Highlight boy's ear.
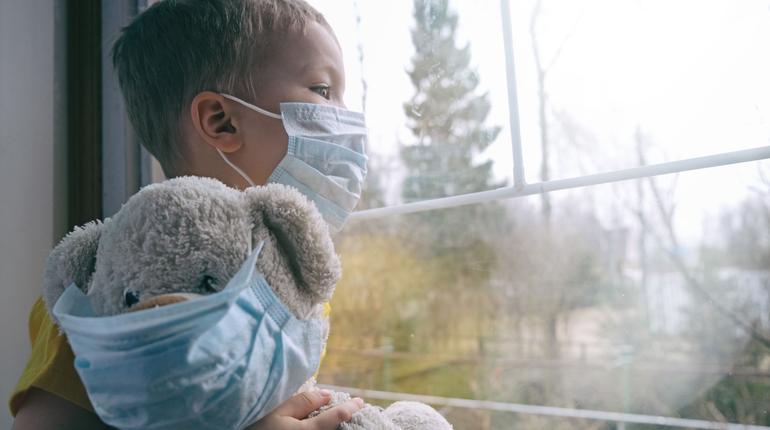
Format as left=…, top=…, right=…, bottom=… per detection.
left=42, top=221, right=105, bottom=320
left=190, top=91, right=242, bottom=153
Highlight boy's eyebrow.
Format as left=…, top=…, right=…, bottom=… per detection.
left=300, top=63, right=343, bottom=79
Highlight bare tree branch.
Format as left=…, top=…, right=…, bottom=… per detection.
left=529, top=0, right=551, bottom=221
left=529, top=0, right=584, bottom=222
left=352, top=0, right=368, bottom=114
left=544, top=7, right=583, bottom=72
left=706, top=401, right=728, bottom=423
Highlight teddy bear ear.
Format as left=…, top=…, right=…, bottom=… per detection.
left=42, top=220, right=105, bottom=319
left=244, top=184, right=341, bottom=304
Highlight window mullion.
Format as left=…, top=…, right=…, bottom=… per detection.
left=500, top=0, right=526, bottom=189
left=350, top=145, right=770, bottom=221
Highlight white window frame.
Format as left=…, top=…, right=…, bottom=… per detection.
left=350, top=0, right=770, bottom=222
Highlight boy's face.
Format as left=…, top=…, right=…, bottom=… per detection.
left=210, top=21, right=347, bottom=188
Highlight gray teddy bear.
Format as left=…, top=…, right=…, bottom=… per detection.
left=42, top=176, right=452, bottom=430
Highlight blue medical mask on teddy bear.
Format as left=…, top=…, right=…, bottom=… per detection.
left=216, top=94, right=368, bottom=232
left=53, top=242, right=324, bottom=430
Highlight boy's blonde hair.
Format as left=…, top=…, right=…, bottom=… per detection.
left=112, top=0, right=329, bottom=176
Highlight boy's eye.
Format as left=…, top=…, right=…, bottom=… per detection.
left=124, top=290, right=140, bottom=308
left=202, top=275, right=219, bottom=293
left=310, top=85, right=330, bottom=99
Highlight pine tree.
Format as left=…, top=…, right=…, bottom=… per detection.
left=397, top=0, right=505, bottom=379
left=401, top=0, right=503, bottom=204
left=400, top=0, right=504, bottom=252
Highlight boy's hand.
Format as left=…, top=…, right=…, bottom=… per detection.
left=247, top=390, right=364, bottom=430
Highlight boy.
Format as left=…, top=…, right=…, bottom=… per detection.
left=10, top=0, right=365, bottom=428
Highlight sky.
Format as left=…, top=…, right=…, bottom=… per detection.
left=311, top=0, right=770, bottom=244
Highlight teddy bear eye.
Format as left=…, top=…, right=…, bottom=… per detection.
left=124, top=290, right=140, bottom=307
left=202, top=275, right=219, bottom=293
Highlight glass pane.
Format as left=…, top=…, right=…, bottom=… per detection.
left=319, top=159, right=770, bottom=429
left=506, top=0, right=770, bottom=182
left=313, top=0, right=513, bottom=209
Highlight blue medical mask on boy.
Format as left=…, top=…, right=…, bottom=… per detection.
left=216, top=94, right=368, bottom=232
left=53, top=242, right=324, bottom=430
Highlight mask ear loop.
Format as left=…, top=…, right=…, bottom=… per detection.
left=216, top=149, right=257, bottom=188
left=216, top=94, right=282, bottom=189
left=221, top=93, right=283, bottom=120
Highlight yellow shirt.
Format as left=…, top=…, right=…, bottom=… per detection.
left=9, top=296, right=330, bottom=417
left=9, top=297, right=93, bottom=416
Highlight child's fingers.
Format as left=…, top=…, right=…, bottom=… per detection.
left=272, top=390, right=333, bottom=419
left=301, top=397, right=365, bottom=430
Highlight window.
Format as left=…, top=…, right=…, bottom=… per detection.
left=310, top=1, right=770, bottom=428
left=133, top=0, right=770, bottom=427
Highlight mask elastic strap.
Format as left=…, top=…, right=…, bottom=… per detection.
left=216, top=149, right=257, bottom=188
left=221, top=94, right=283, bottom=120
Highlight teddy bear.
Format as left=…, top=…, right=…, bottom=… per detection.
left=42, top=176, right=453, bottom=430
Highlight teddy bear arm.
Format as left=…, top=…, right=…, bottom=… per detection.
left=306, top=388, right=401, bottom=430
left=383, top=401, right=453, bottom=430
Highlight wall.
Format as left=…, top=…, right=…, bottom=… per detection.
left=0, top=0, right=66, bottom=427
